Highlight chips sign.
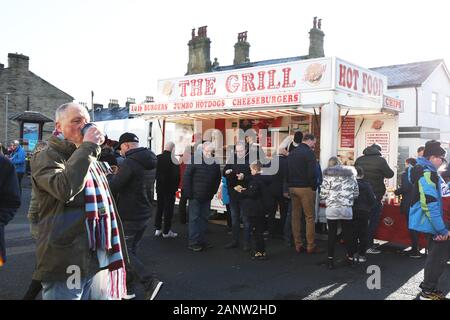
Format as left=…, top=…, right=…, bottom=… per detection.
left=382, top=95, right=404, bottom=113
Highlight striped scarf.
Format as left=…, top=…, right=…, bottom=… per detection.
left=85, top=161, right=126, bottom=299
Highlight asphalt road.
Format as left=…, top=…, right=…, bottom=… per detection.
left=1, top=177, right=449, bottom=300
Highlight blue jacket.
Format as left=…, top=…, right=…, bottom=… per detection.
left=10, top=145, right=26, bottom=173
left=409, top=157, right=447, bottom=236
left=221, top=176, right=230, bottom=205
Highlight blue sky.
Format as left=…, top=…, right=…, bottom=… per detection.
left=1, top=0, right=449, bottom=106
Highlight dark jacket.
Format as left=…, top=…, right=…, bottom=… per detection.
left=156, top=150, right=180, bottom=195
left=0, top=155, right=21, bottom=265
left=353, top=178, right=377, bottom=214
left=354, top=145, right=394, bottom=200
left=287, top=143, right=317, bottom=189
left=108, top=147, right=157, bottom=224
left=30, top=136, right=129, bottom=281
left=182, top=154, right=221, bottom=202
left=267, top=154, right=288, bottom=198
left=223, top=154, right=251, bottom=201
left=394, top=167, right=414, bottom=215
left=240, top=174, right=271, bottom=217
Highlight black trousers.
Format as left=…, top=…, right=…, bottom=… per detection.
left=179, top=193, right=188, bottom=224
left=327, top=219, right=354, bottom=259
left=155, top=193, right=176, bottom=234
left=124, top=224, right=153, bottom=292
left=17, top=172, right=24, bottom=194
left=267, top=196, right=289, bottom=237
left=405, top=212, right=419, bottom=251
left=248, top=215, right=266, bottom=253
left=421, top=234, right=450, bottom=292
left=352, top=210, right=369, bottom=256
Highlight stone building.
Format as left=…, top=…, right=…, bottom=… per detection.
left=0, top=53, right=73, bottom=147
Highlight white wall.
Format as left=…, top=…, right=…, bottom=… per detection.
left=388, top=87, right=417, bottom=127
left=420, top=65, right=450, bottom=142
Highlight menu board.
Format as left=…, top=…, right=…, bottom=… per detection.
left=340, top=117, right=355, bottom=148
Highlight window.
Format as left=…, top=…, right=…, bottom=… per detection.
left=446, top=96, right=450, bottom=116
left=431, top=92, right=438, bottom=113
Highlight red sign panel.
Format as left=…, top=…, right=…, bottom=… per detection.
left=340, top=117, right=355, bottom=148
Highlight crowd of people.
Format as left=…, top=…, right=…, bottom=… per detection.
left=0, top=102, right=449, bottom=300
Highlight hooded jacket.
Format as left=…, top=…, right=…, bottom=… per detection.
left=183, top=153, right=221, bottom=202
left=354, top=145, right=394, bottom=200
left=320, top=165, right=359, bottom=219
left=30, top=136, right=129, bottom=281
left=408, top=157, right=447, bottom=236
left=108, top=147, right=157, bottom=224
left=10, top=144, right=26, bottom=174
left=156, top=150, right=180, bottom=195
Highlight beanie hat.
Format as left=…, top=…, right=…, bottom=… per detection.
left=371, top=143, right=382, bottom=152
left=423, top=140, right=446, bottom=158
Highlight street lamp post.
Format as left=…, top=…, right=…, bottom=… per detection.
left=4, top=93, right=10, bottom=144
left=91, top=90, right=95, bottom=122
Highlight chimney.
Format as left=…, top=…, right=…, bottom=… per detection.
left=186, top=26, right=212, bottom=75
left=234, top=31, right=250, bottom=65
left=0, top=63, right=4, bottom=71
left=8, top=53, right=29, bottom=71
left=308, top=17, right=325, bottom=58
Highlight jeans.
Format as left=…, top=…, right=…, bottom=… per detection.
left=229, top=199, right=251, bottom=245
left=179, top=194, right=188, bottom=224
left=421, top=234, right=450, bottom=292
left=155, top=193, right=176, bottom=234
left=188, top=199, right=211, bottom=246
left=368, top=200, right=383, bottom=248
left=42, top=275, right=97, bottom=300
left=123, top=224, right=153, bottom=292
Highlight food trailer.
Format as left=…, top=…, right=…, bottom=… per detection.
left=130, top=56, right=404, bottom=217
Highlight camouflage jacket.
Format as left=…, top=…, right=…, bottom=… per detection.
left=320, top=165, right=359, bottom=209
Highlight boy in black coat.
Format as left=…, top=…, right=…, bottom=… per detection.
left=352, top=166, right=376, bottom=262
left=235, top=161, right=269, bottom=260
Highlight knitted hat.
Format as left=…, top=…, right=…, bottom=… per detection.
left=423, top=140, right=446, bottom=158
left=371, top=143, right=382, bottom=152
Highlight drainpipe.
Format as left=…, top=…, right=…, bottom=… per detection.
left=415, top=86, right=419, bottom=127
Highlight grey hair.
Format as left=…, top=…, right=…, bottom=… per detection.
left=202, top=141, right=214, bottom=151
left=55, top=103, right=88, bottom=121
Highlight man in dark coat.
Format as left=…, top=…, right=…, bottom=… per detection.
left=183, top=142, right=221, bottom=252
left=108, top=132, right=162, bottom=300
left=155, top=142, right=180, bottom=238
left=0, top=154, right=21, bottom=266
left=354, top=143, right=394, bottom=254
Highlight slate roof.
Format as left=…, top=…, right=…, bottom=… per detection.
left=91, top=107, right=131, bottom=121
left=9, top=111, right=53, bottom=122
left=213, top=55, right=309, bottom=72
left=370, top=59, right=444, bottom=88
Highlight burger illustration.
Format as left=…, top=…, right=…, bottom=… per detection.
left=371, top=119, right=384, bottom=130
left=304, top=63, right=327, bottom=86
left=161, top=81, right=174, bottom=96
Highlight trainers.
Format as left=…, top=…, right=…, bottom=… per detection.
left=144, top=279, right=164, bottom=300
left=188, top=244, right=203, bottom=252
left=154, top=229, right=162, bottom=237
left=224, top=242, right=238, bottom=249
left=162, top=230, right=178, bottom=238
left=419, top=290, right=448, bottom=300
left=408, top=250, right=423, bottom=259
left=122, top=292, right=136, bottom=300
left=252, top=251, right=267, bottom=260
left=366, top=247, right=381, bottom=254
left=295, top=244, right=306, bottom=253
left=358, top=255, right=367, bottom=263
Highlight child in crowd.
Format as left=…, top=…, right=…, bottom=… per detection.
left=235, top=161, right=269, bottom=260
left=352, top=166, right=376, bottom=263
